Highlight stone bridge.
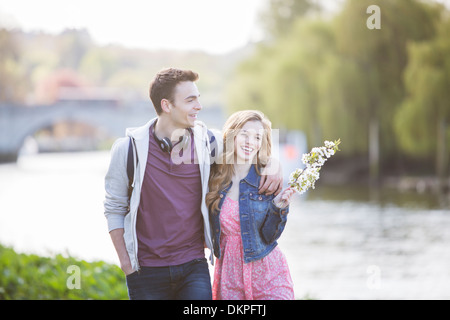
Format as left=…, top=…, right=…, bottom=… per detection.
left=0, top=102, right=225, bottom=162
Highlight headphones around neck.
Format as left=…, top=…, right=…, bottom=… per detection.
left=152, top=121, right=191, bottom=153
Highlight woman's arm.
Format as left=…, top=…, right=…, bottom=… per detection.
left=260, top=187, right=295, bottom=244
left=260, top=202, right=289, bottom=245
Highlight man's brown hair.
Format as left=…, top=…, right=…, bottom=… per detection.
left=149, top=68, right=199, bottom=115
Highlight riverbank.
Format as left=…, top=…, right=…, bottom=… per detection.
left=319, top=156, right=450, bottom=208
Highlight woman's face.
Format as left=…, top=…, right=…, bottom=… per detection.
left=234, top=120, right=264, bottom=164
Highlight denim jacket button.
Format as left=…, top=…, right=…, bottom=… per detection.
left=258, top=196, right=263, bottom=200
left=219, top=194, right=223, bottom=198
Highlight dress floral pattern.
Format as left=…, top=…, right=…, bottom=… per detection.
left=212, top=197, right=294, bottom=300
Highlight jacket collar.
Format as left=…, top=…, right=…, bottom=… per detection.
left=126, top=117, right=157, bottom=140
left=126, top=117, right=208, bottom=143
left=220, top=164, right=261, bottom=196
left=243, top=164, right=260, bottom=188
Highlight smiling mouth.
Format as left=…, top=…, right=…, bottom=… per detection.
left=189, top=114, right=198, bottom=119
left=241, top=146, right=254, bottom=153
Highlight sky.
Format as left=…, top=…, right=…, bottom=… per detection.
left=0, top=0, right=266, bottom=54
left=1, top=0, right=449, bottom=55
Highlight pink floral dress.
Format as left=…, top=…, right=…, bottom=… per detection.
left=212, top=197, right=294, bottom=300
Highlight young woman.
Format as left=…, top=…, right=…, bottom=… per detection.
left=206, top=110, right=296, bottom=300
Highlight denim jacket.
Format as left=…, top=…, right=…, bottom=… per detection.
left=210, top=164, right=289, bottom=263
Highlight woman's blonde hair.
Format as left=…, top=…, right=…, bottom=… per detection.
left=206, top=110, right=272, bottom=213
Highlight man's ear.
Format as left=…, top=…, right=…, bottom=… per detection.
left=161, top=99, right=172, bottom=113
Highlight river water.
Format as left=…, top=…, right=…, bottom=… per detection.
left=0, top=151, right=449, bottom=300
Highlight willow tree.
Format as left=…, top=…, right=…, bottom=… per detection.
left=259, top=0, right=319, bottom=39
left=228, top=19, right=337, bottom=149
left=333, top=0, right=441, bottom=183
left=0, top=29, right=27, bottom=103
left=395, top=19, right=450, bottom=185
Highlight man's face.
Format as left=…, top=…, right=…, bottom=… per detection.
left=169, top=81, right=202, bottom=128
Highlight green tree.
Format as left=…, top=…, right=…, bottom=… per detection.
left=0, top=29, right=27, bottom=103
left=268, top=20, right=336, bottom=147
left=229, top=17, right=369, bottom=153
left=58, top=28, right=92, bottom=70
left=259, top=0, right=319, bottom=38
left=316, top=53, right=373, bottom=156
left=395, top=19, right=450, bottom=183
left=333, top=0, right=441, bottom=183
left=227, top=46, right=271, bottom=114
left=229, top=0, right=446, bottom=183
left=79, top=47, right=119, bottom=84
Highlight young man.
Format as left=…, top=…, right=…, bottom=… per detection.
left=103, top=68, right=282, bottom=300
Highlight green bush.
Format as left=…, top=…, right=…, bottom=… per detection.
left=0, top=244, right=128, bottom=299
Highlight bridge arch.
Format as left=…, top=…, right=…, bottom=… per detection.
left=0, top=102, right=224, bottom=162
left=17, top=110, right=114, bottom=154
left=0, top=103, right=155, bottom=162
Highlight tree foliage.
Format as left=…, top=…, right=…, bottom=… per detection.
left=228, top=0, right=449, bottom=177
left=258, top=0, right=319, bottom=38
left=394, top=18, right=450, bottom=176
left=0, top=28, right=240, bottom=107
left=0, top=29, right=27, bottom=103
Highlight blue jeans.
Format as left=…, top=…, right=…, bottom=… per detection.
left=126, top=258, right=212, bottom=300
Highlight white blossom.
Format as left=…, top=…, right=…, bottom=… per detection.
left=288, top=139, right=341, bottom=194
